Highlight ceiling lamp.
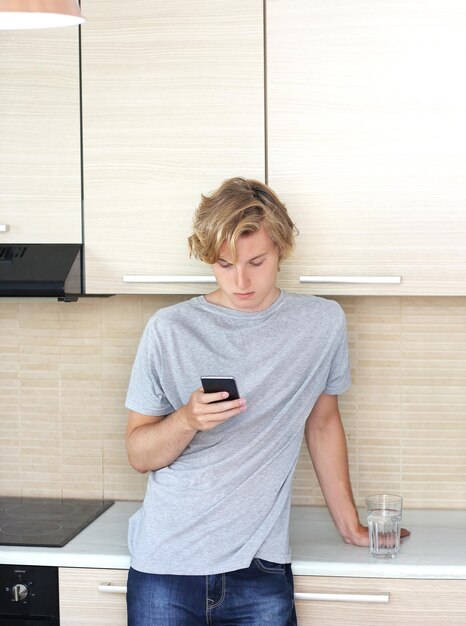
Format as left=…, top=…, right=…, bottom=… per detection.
left=0, top=0, right=85, bottom=29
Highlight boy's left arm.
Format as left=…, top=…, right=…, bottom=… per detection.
left=305, top=393, right=369, bottom=546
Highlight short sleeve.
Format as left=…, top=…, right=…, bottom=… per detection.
left=125, top=317, right=174, bottom=416
left=323, top=308, right=351, bottom=395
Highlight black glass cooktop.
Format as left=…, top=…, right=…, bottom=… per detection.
left=0, top=497, right=114, bottom=547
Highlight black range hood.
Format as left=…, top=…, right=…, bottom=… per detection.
left=0, top=244, right=83, bottom=300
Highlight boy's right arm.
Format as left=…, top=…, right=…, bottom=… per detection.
left=126, top=388, right=246, bottom=473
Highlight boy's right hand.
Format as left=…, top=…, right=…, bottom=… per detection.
left=178, top=387, right=247, bottom=432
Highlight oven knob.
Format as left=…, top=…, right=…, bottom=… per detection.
left=11, top=583, right=28, bottom=602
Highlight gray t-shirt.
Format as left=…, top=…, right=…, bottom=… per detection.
left=125, top=290, right=350, bottom=575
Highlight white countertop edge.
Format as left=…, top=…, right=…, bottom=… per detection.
left=291, top=560, right=466, bottom=580
left=4, top=552, right=466, bottom=580
left=0, top=551, right=132, bottom=570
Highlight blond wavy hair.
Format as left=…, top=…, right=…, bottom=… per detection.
left=188, top=178, right=298, bottom=264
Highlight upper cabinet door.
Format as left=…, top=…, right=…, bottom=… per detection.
left=268, top=0, right=466, bottom=295
left=0, top=29, right=81, bottom=244
left=82, top=0, right=265, bottom=294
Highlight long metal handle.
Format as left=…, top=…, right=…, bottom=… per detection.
left=123, top=275, right=216, bottom=284
left=96, top=585, right=389, bottom=603
left=95, top=584, right=389, bottom=603
left=299, top=276, right=401, bottom=284
left=98, top=583, right=127, bottom=594
left=0, top=224, right=9, bottom=232
left=294, top=592, right=390, bottom=603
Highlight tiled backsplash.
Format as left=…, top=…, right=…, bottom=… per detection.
left=1, top=295, right=466, bottom=508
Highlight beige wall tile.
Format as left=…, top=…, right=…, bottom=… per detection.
left=2, top=295, right=466, bottom=508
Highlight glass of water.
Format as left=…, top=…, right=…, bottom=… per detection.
left=365, top=494, right=403, bottom=559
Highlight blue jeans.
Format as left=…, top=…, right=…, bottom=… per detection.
left=127, top=559, right=297, bottom=625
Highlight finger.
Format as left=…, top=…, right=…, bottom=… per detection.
left=202, top=395, right=247, bottom=412
left=198, top=404, right=247, bottom=429
left=201, top=390, right=231, bottom=404
left=206, top=400, right=246, bottom=420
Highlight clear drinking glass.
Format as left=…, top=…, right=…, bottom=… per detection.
left=365, top=494, right=403, bottom=559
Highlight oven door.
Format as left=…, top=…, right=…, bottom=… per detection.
left=0, top=565, right=59, bottom=626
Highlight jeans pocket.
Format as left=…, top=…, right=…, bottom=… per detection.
left=253, top=558, right=286, bottom=574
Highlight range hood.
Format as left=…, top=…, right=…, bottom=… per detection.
left=0, top=244, right=82, bottom=300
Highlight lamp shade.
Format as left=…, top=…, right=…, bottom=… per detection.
left=0, top=0, right=85, bottom=29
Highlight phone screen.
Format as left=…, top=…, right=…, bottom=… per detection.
left=200, top=376, right=240, bottom=401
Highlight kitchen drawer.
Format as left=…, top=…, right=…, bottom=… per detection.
left=59, top=567, right=127, bottom=626
left=294, top=575, right=466, bottom=625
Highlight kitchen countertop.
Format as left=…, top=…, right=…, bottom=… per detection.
left=1, top=502, right=466, bottom=579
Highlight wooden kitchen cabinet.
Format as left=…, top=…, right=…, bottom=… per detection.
left=0, top=28, right=82, bottom=243
left=59, top=567, right=127, bottom=625
left=294, top=575, right=466, bottom=625
left=81, top=0, right=264, bottom=294
left=268, top=0, right=466, bottom=295
left=58, top=568, right=466, bottom=625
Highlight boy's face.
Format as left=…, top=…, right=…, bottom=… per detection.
left=210, top=224, right=280, bottom=312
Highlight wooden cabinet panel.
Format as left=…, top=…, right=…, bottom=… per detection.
left=59, top=567, right=466, bottom=625
left=59, top=567, right=127, bottom=626
left=82, top=0, right=264, bottom=294
left=0, top=29, right=81, bottom=243
left=294, top=576, right=466, bottom=625
left=268, top=0, right=466, bottom=295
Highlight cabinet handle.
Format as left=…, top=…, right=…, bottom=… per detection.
left=0, top=224, right=9, bottom=233
left=299, top=276, right=401, bottom=284
left=98, top=583, right=127, bottom=594
left=95, top=585, right=389, bottom=603
left=294, top=592, right=389, bottom=604
left=123, top=275, right=216, bottom=284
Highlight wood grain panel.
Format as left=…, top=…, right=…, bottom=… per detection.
left=0, top=28, right=81, bottom=243
left=82, top=0, right=265, bottom=294
left=59, top=568, right=127, bottom=626
left=268, top=0, right=466, bottom=295
left=294, top=576, right=466, bottom=625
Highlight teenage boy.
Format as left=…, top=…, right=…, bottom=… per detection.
left=125, top=177, right=369, bottom=625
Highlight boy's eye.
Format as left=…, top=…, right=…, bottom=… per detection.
left=218, top=261, right=232, bottom=268
left=250, top=261, right=264, bottom=267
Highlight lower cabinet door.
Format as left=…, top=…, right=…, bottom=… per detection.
left=59, top=568, right=128, bottom=626
left=294, top=576, right=466, bottom=626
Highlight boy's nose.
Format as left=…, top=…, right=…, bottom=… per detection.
left=236, top=267, right=250, bottom=290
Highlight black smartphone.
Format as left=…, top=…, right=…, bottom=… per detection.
left=200, top=376, right=240, bottom=402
